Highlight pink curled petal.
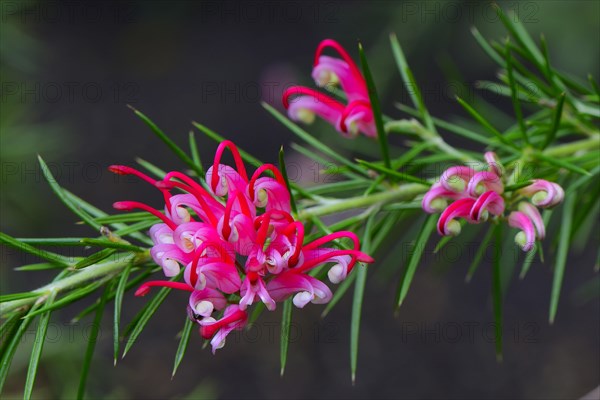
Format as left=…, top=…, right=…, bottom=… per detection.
left=286, top=95, right=345, bottom=128
left=199, top=305, right=247, bottom=353
left=196, top=260, right=241, bottom=294
left=312, top=55, right=369, bottom=101
left=238, top=278, right=254, bottom=310
left=484, top=152, right=503, bottom=177
left=255, top=278, right=277, bottom=311
left=266, top=273, right=333, bottom=308
left=470, top=191, right=505, bottom=222
left=437, top=198, right=476, bottom=236
left=519, top=179, right=563, bottom=208
left=341, top=102, right=376, bottom=138
left=518, top=202, right=546, bottom=240
left=168, top=193, right=225, bottom=225
left=205, top=165, right=247, bottom=198
left=440, top=166, right=476, bottom=193
left=467, top=171, right=504, bottom=197
left=252, top=177, right=291, bottom=214
left=150, top=244, right=191, bottom=277
left=422, top=183, right=463, bottom=213
left=188, top=288, right=227, bottom=318
left=149, top=223, right=174, bottom=245
left=508, top=211, right=536, bottom=252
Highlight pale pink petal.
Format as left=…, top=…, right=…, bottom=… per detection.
left=466, top=171, right=504, bottom=197
left=469, top=191, right=505, bottom=222
left=437, top=198, right=476, bottom=236
left=440, top=166, right=476, bottom=193
left=518, top=202, right=545, bottom=240
left=312, top=55, right=369, bottom=101
left=508, top=211, right=537, bottom=252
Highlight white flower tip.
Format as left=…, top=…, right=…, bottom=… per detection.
left=446, top=220, right=462, bottom=236
left=293, top=291, right=313, bottom=308
left=531, top=191, right=548, bottom=206
left=294, top=108, right=316, bottom=124
left=163, top=259, right=180, bottom=277
left=194, top=300, right=214, bottom=317
left=328, top=264, right=346, bottom=284
left=514, top=232, right=533, bottom=252
left=429, top=198, right=448, bottom=213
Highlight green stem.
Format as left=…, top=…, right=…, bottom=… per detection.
left=0, top=252, right=150, bottom=317
left=298, top=183, right=429, bottom=220
left=543, top=134, right=600, bottom=157
left=386, top=119, right=476, bottom=164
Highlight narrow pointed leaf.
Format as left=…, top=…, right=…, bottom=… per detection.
left=38, top=156, right=103, bottom=231
left=389, top=33, right=435, bottom=133
left=534, top=152, right=590, bottom=176
left=123, top=274, right=179, bottom=357
left=350, top=213, right=375, bottom=384
left=358, top=42, right=391, bottom=169
left=355, top=159, right=429, bottom=185
left=396, top=215, right=436, bottom=307
left=542, top=93, right=566, bottom=149
left=75, top=248, right=119, bottom=269
left=23, top=291, right=57, bottom=400
left=549, top=194, right=575, bottom=324
left=192, top=122, right=262, bottom=168
left=465, top=227, right=494, bottom=282
left=279, top=299, right=293, bottom=376
left=135, top=157, right=167, bottom=179
left=0, top=309, right=37, bottom=394
left=188, top=131, right=204, bottom=176
left=504, top=42, right=528, bottom=144
left=279, top=147, right=298, bottom=215
left=455, top=97, right=515, bottom=148
left=0, top=292, right=40, bottom=303
left=262, top=102, right=369, bottom=178
left=77, top=283, right=111, bottom=400
left=172, top=318, right=194, bottom=378
left=114, top=263, right=133, bottom=364
left=128, top=106, right=202, bottom=177
left=0, top=232, right=72, bottom=267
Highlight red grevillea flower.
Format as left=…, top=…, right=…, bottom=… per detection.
left=421, top=152, right=563, bottom=251
left=282, top=39, right=376, bottom=138
left=111, top=140, right=374, bottom=352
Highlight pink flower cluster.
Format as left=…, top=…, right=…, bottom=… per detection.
left=282, top=39, right=376, bottom=138
left=111, top=141, right=373, bottom=352
left=422, top=152, right=564, bottom=251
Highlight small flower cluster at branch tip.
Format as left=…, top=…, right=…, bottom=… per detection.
left=110, top=141, right=373, bottom=353
left=422, top=152, right=564, bottom=252
left=282, top=39, right=376, bottom=138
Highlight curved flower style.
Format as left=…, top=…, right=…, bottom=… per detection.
left=282, top=39, right=376, bottom=138
left=421, top=152, right=563, bottom=251
left=111, top=140, right=374, bottom=352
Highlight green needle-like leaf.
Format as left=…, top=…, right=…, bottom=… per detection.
left=350, top=213, right=375, bottom=384
left=24, top=291, right=57, bottom=400
left=396, top=215, right=436, bottom=308
left=135, top=157, right=167, bottom=179
left=122, top=274, right=179, bottom=357
left=279, top=299, right=293, bottom=377
left=465, top=227, right=494, bottom=283
left=455, top=97, right=515, bottom=148
left=188, top=131, right=204, bottom=176
left=128, top=106, right=202, bottom=177
left=534, top=152, right=590, bottom=176
left=355, top=159, right=429, bottom=185
left=543, top=93, right=566, bottom=149
left=192, top=122, right=262, bottom=168
left=262, top=102, right=369, bottom=178
left=114, top=263, right=133, bottom=365
left=0, top=292, right=40, bottom=303
left=390, top=33, right=436, bottom=133
left=358, top=42, right=391, bottom=169
left=78, top=283, right=110, bottom=400
left=172, top=318, right=194, bottom=378
left=75, top=248, right=119, bottom=269
left=0, top=232, right=73, bottom=268
left=0, top=308, right=38, bottom=394
left=279, top=147, right=298, bottom=215
left=504, top=41, right=528, bottom=144
left=549, top=194, right=575, bottom=324
left=38, top=156, right=103, bottom=231
left=491, top=224, right=503, bottom=361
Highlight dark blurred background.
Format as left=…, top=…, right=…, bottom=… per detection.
left=1, top=0, right=598, bottom=399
